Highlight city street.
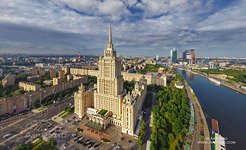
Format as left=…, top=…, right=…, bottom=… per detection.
left=142, top=91, right=157, bottom=149
left=0, top=97, right=74, bottom=148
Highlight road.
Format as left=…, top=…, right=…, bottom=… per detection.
left=0, top=97, right=74, bottom=145
left=185, top=82, right=211, bottom=150
left=142, top=92, right=157, bottom=149
left=185, top=83, right=201, bottom=150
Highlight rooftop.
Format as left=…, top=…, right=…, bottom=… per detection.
left=86, top=121, right=103, bottom=131
left=98, top=109, right=108, bottom=117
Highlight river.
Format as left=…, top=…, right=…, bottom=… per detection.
left=178, top=70, right=246, bottom=150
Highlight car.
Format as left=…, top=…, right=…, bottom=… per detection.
left=85, top=139, right=91, bottom=143
left=62, top=143, right=68, bottom=149
left=62, top=134, right=66, bottom=138
left=94, top=143, right=101, bottom=148
left=89, top=141, right=95, bottom=145
left=3, top=134, right=12, bottom=139
left=78, top=136, right=84, bottom=141
left=56, top=131, right=60, bottom=134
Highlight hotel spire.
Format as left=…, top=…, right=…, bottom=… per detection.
left=107, top=24, right=113, bottom=49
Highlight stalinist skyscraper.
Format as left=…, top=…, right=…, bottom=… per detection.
left=94, top=25, right=125, bottom=117
left=74, top=25, right=147, bottom=136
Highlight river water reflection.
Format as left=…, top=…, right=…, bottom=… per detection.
left=178, top=70, right=246, bottom=150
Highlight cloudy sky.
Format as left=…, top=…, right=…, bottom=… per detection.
left=0, top=0, right=245, bottom=57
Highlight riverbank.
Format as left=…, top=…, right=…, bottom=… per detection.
left=184, top=81, right=211, bottom=150
left=186, top=69, right=246, bottom=95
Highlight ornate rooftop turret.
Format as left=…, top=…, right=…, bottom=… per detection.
left=78, top=83, right=86, bottom=92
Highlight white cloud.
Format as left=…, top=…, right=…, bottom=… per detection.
left=197, top=0, right=246, bottom=31
left=98, top=0, right=129, bottom=20
left=125, top=0, right=138, bottom=7
left=136, top=0, right=169, bottom=17
left=0, top=0, right=245, bottom=57
left=169, top=0, right=187, bottom=7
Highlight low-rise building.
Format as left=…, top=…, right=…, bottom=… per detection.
left=27, top=75, right=40, bottom=82
left=31, top=67, right=45, bottom=76
left=2, top=74, right=16, bottom=87
left=0, top=77, right=88, bottom=116
left=175, top=81, right=184, bottom=89
left=19, top=82, right=41, bottom=92
left=62, top=66, right=70, bottom=75
left=58, top=70, right=65, bottom=80
left=52, top=77, right=61, bottom=86
left=50, top=68, right=57, bottom=79
left=70, top=67, right=167, bottom=87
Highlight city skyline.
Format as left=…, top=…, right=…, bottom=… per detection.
left=0, top=0, right=246, bottom=57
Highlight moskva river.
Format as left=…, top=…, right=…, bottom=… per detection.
left=179, top=70, right=246, bottom=150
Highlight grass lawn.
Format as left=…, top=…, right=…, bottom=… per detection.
left=60, top=106, right=74, bottom=118
left=14, top=137, right=57, bottom=150
left=61, top=111, right=73, bottom=118
left=32, top=140, right=56, bottom=150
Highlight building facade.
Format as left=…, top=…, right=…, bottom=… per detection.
left=122, top=79, right=147, bottom=135
left=70, top=69, right=167, bottom=87
left=0, top=77, right=88, bottom=116
left=74, top=84, right=94, bottom=118
left=19, top=82, right=41, bottom=92
left=31, top=67, right=45, bottom=76
left=50, top=68, right=57, bottom=79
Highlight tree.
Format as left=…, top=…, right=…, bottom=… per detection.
left=138, top=121, right=146, bottom=149
left=150, top=72, right=190, bottom=150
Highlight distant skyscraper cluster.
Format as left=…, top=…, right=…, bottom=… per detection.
left=182, top=49, right=196, bottom=64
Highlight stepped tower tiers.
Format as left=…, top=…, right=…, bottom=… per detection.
left=94, top=25, right=125, bottom=117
